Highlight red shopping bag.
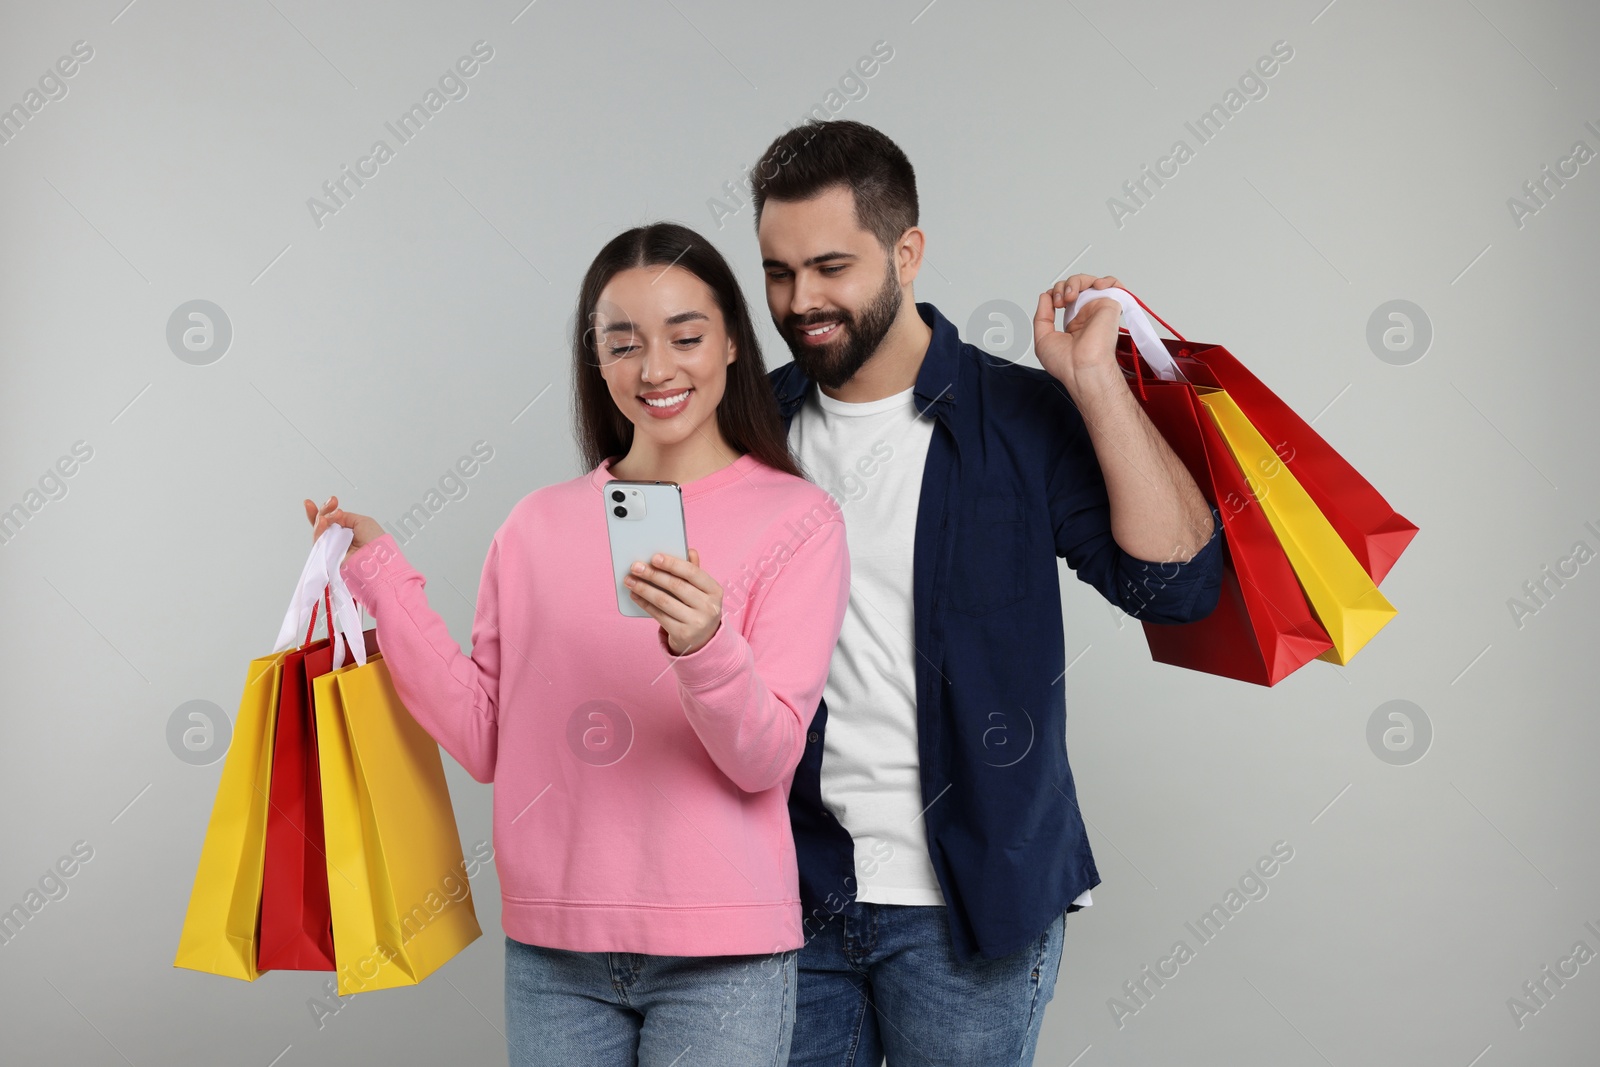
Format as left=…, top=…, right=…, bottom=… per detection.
left=1185, top=348, right=1415, bottom=583
left=257, top=588, right=377, bottom=972
left=258, top=587, right=336, bottom=971
left=1115, top=343, right=1335, bottom=685
left=1125, top=301, right=1417, bottom=585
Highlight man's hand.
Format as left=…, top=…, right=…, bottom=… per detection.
left=1030, top=273, right=1216, bottom=563
left=1032, top=274, right=1121, bottom=399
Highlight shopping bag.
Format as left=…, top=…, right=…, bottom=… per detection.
left=1120, top=358, right=1335, bottom=684
left=1186, top=344, right=1418, bottom=584
left=172, top=647, right=285, bottom=980
left=1064, top=286, right=1411, bottom=680
left=259, top=589, right=384, bottom=972
left=1198, top=389, right=1397, bottom=664
left=257, top=585, right=337, bottom=971
left=314, top=646, right=482, bottom=994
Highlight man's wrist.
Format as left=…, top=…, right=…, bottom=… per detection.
left=1064, top=360, right=1132, bottom=416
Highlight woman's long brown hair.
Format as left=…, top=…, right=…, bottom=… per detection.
left=571, top=222, right=801, bottom=480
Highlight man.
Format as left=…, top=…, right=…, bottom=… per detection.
left=749, top=119, right=1225, bottom=1064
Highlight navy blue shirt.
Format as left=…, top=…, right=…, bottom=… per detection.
left=769, top=300, right=1224, bottom=963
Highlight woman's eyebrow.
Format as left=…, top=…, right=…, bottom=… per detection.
left=600, top=309, right=708, bottom=334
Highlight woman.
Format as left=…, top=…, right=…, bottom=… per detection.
left=303, top=222, right=850, bottom=1066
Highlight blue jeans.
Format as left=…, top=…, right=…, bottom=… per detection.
left=788, top=903, right=1066, bottom=1067
left=504, top=935, right=797, bottom=1067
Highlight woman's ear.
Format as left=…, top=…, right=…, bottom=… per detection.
left=726, top=337, right=737, bottom=366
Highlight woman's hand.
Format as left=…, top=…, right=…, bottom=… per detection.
left=625, top=548, right=723, bottom=656
left=303, top=495, right=385, bottom=561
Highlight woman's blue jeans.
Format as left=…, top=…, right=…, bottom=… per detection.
left=504, top=935, right=797, bottom=1067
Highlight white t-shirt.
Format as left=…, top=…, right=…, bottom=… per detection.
left=788, top=381, right=1092, bottom=909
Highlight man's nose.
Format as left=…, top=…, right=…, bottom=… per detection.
left=790, top=271, right=825, bottom=319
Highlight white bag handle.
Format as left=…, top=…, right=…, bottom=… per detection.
left=1062, top=286, right=1184, bottom=383
left=272, top=524, right=368, bottom=669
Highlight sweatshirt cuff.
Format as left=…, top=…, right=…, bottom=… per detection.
left=660, top=616, right=747, bottom=688
left=339, top=533, right=411, bottom=607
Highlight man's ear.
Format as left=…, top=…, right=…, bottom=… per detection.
left=895, top=226, right=926, bottom=288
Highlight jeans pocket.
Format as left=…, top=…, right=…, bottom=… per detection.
left=1030, top=911, right=1066, bottom=985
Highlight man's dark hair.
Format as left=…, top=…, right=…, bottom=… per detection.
left=750, top=120, right=918, bottom=253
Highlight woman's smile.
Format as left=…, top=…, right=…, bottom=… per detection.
left=638, top=387, right=694, bottom=418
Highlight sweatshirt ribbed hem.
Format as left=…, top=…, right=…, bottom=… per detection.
left=501, top=896, right=803, bottom=956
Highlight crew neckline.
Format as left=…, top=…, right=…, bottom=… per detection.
left=812, top=382, right=916, bottom=417
left=590, top=451, right=761, bottom=502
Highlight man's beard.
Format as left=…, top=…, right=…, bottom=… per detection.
left=780, top=260, right=902, bottom=390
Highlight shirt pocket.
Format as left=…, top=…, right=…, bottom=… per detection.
left=948, top=491, right=1027, bottom=616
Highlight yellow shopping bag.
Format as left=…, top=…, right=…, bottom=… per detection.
left=1198, top=389, right=1396, bottom=665
left=314, top=651, right=482, bottom=995
left=173, top=651, right=286, bottom=981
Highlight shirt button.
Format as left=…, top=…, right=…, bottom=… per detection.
left=808, top=730, right=819, bottom=743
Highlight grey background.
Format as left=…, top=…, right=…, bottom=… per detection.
left=2, top=0, right=1596, bottom=1063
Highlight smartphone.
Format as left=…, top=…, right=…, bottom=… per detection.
left=603, top=480, right=689, bottom=617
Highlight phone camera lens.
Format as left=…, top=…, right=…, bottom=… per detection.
left=613, top=505, right=627, bottom=518
left=610, top=489, right=625, bottom=503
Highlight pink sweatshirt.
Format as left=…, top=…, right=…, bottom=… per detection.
left=338, top=452, right=849, bottom=957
